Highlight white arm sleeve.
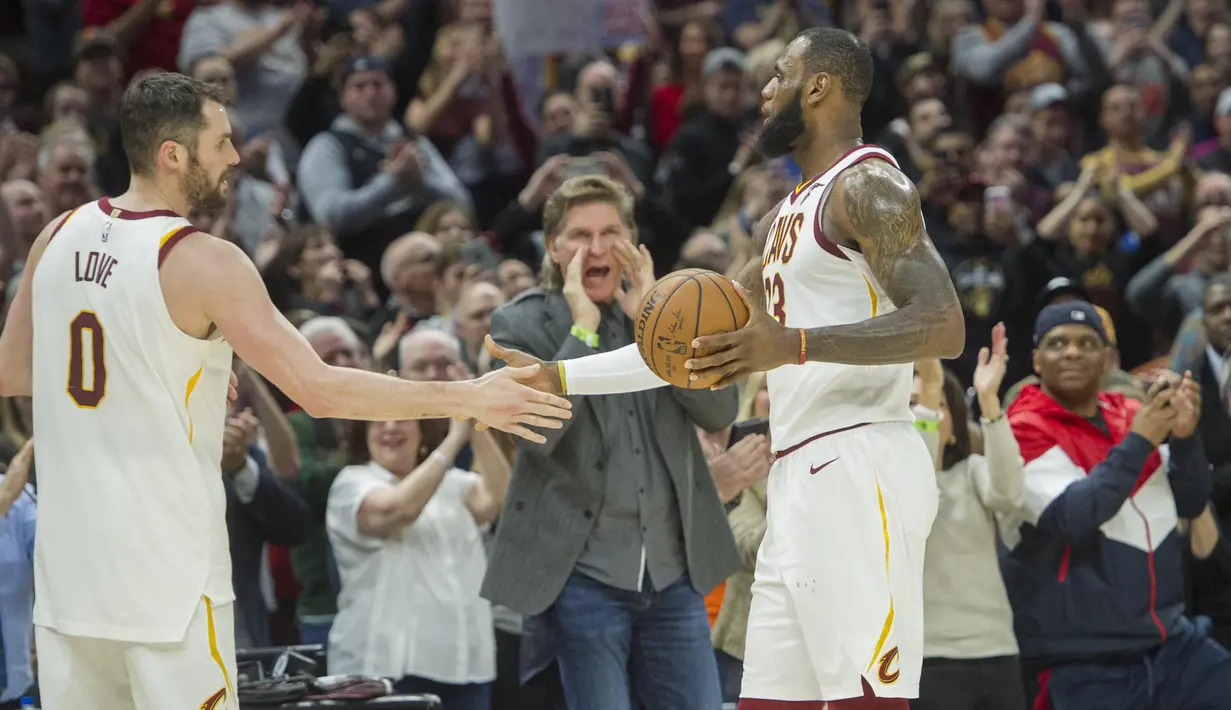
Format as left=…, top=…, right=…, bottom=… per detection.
left=561, top=344, right=670, bottom=395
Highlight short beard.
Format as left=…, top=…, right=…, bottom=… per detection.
left=183, top=152, right=229, bottom=215
left=756, top=87, right=807, bottom=158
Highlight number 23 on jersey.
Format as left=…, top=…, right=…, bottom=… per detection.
left=67, top=310, right=106, bottom=408
left=764, top=274, right=787, bottom=325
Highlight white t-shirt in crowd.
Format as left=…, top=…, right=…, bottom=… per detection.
left=326, top=461, right=495, bottom=684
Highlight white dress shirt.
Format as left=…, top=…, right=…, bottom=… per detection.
left=326, top=462, right=495, bottom=684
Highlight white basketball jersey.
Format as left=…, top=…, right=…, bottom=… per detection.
left=762, top=146, right=914, bottom=452
left=31, top=199, right=235, bottom=643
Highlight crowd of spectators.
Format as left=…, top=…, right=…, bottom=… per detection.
left=3, top=0, right=1231, bottom=708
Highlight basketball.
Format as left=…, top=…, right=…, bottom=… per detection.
left=633, top=269, right=751, bottom=389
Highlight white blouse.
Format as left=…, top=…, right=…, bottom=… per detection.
left=915, top=408, right=1024, bottom=660
left=326, top=462, right=495, bottom=684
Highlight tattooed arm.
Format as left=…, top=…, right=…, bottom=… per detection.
left=806, top=160, right=964, bottom=364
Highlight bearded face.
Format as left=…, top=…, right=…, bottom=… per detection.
left=756, top=85, right=807, bottom=158
left=183, top=149, right=231, bottom=215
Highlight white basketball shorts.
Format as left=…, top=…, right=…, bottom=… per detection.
left=36, top=595, right=237, bottom=710
left=740, top=421, right=938, bottom=705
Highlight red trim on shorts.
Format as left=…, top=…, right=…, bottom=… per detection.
left=740, top=680, right=909, bottom=709
left=46, top=208, right=78, bottom=244
left=739, top=700, right=828, bottom=709
left=98, top=196, right=182, bottom=220
left=157, top=226, right=199, bottom=267
left=773, top=422, right=872, bottom=459
left=1032, top=670, right=1051, bottom=710
left=814, top=152, right=897, bottom=260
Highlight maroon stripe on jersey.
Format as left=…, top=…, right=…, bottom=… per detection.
left=813, top=152, right=898, bottom=260
left=46, top=208, right=78, bottom=245
left=157, top=226, right=199, bottom=267
left=98, top=196, right=182, bottom=220
left=789, top=144, right=866, bottom=205
left=773, top=421, right=871, bottom=459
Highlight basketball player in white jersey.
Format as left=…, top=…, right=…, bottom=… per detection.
left=0, top=73, right=571, bottom=710
left=484, top=28, right=964, bottom=709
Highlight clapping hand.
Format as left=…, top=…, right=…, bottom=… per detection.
left=1131, top=377, right=1181, bottom=446
left=706, top=433, right=773, bottom=503
left=973, top=322, right=1008, bottom=419
left=1154, top=370, right=1201, bottom=439
left=221, top=408, right=260, bottom=474
left=0, top=438, right=34, bottom=517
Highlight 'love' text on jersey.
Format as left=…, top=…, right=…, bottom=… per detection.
left=74, top=251, right=118, bottom=289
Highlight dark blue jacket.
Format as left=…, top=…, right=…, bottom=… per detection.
left=1002, top=385, right=1212, bottom=667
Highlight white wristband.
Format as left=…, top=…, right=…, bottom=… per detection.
left=561, top=344, right=670, bottom=395
left=429, top=452, right=451, bottom=467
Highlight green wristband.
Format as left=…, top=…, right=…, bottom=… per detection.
left=914, top=419, right=939, bottom=433
left=570, top=324, right=599, bottom=348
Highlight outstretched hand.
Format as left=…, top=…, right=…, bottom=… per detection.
left=483, top=335, right=564, bottom=395
left=468, top=364, right=572, bottom=443
left=684, top=282, right=794, bottom=389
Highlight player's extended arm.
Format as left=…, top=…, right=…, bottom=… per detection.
left=0, top=210, right=72, bottom=398
left=805, top=160, right=965, bottom=364
left=526, top=202, right=780, bottom=396
left=167, top=234, right=570, bottom=442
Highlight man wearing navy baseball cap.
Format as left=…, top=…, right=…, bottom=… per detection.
left=999, top=300, right=1231, bottom=710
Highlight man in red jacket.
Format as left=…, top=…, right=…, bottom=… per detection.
left=1002, top=301, right=1231, bottom=710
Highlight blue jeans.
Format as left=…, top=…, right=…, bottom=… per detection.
left=298, top=617, right=334, bottom=648
left=715, top=650, right=743, bottom=704
left=1041, top=616, right=1231, bottom=710
left=546, top=571, right=722, bottom=710
left=393, top=675, right=492, bottom=710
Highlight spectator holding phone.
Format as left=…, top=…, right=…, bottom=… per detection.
left=536, top=59, right=654, bottom=187
left=911, top=328, right=1026, bottom=710
left=1001, top=302, right=1231, bottom=708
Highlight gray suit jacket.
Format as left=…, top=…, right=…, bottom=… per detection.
left=481, top=288, right=741, bottom=616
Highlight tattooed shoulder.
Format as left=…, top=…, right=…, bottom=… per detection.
left=828, top=159, right=926, bottom=270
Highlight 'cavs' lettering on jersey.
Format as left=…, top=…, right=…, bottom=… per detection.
left=762, top=212, right=806, bottom=267
left=74, top=251, right=118, bottom=289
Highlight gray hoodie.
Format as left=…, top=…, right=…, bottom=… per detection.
left=296, top=115, right=472, bottom=238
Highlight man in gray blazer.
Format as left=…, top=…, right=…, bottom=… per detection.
left=483, top=175, right=740, bottom=710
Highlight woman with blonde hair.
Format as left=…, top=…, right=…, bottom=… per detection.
left=415, top=200, right=479, bottom=250
left=327, top=377, right=511, bottom=709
